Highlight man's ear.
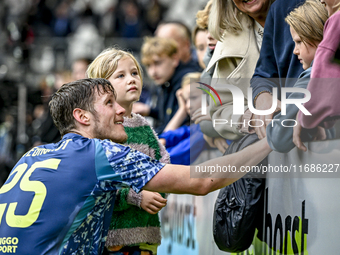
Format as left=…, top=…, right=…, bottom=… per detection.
left=73, top=108, right=91, bottom=126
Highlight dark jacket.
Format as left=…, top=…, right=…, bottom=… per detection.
left=250, top=0, right=304, bottom=102
left=150, top=60, right=201, bottom=134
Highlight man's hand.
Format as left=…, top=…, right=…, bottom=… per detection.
left=140, top=191, right=167, bottom=214
left=252, top=93, right=281, bottom=139
left=132, top=102, right=151, bottom=116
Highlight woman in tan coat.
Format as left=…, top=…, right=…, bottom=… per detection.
left=197, top=0, right=273, bottom=140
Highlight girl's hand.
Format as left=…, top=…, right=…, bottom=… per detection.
left=141, top=191, right=167, bottom=214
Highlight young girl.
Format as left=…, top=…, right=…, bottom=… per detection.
left=266, top=0, right=329, bottom=153
left=294, top=0, right=340, bottom=149
left=87, top=48, right=170, bottom=255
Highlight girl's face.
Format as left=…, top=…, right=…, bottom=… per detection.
left=108, top=56, right=142, bottom=109
left=320, top=0, right=339, bottom=16
left=195, top=30, right=208, bottom=69
left=290, top=27, right=318, bottom=70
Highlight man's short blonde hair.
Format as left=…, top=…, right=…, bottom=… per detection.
left=86, top=47, right=143, bottom=84
left=141, top=37, right=178, bottom=66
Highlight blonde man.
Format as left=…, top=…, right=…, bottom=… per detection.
left=133, top=36, right=200, bottom=134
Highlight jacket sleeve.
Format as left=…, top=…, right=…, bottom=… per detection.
left=266, top=70, right=314, bottom=153
left=208, top=56, right=249, bottom=140
left=210, top=98, right=247, bottom=140
left=250, top=8, right=279, bottom=101
left=199, top=120, right=223, bottom=138
left=251, top=0, right=304, bottom=102
left=159, top=125, right=190, bottom=147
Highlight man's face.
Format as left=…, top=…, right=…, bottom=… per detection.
left=145, top=55, right=178, bottom=85
left=90, top=90, right=127, bottom=143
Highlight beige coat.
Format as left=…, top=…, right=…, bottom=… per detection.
left=206, top=16, right=260, bottom=140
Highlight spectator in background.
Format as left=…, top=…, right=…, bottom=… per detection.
left=71, top=57, right=92, bottom=80
left=155, top=21, right=201, bottom=71
left=192, top=25, right=208, bottom=70
left=133, top=37, right=199, bottom=134
left=0, top=114, right=15, bottom=186
left=33, top=71, right=73, bottom=145
left=191, top=0, right=222, bottom=144
left=36, top=57, right=92, bottom=144
left=53, top=0, right=72, bottom=37
left=114, top=0, right=147, bottom=38
left=201, top=0, right=273, bottom=141
left=143, top=0, right=167, bottom=34
left=195, top=0, right=217, bottom=75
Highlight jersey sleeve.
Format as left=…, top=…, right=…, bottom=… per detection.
left=98, top=139, right=165, bottom=193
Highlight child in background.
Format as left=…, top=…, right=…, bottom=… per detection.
left=87, top=48, right=170, bottom=255
left=192, top=25, right=208, bottom=70
left=195, top=0, right=217, bottom=79
left=266, top=0, right=330, bottom=153
left=133, top=36, right=199, bottom=134
left=159, top=72, right=228, bottom=165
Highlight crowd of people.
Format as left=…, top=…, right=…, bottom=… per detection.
left=0, top=0, right=340, bottom=254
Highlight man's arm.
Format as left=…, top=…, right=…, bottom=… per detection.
left=143, top=138, right=271, bottom=195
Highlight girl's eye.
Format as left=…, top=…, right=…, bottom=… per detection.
left=117, top=74, right=124, bottom=78
left=132, top=71, right=139, bottom=76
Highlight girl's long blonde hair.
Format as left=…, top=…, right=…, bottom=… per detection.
left=86, top=47, right=143, bottom=85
